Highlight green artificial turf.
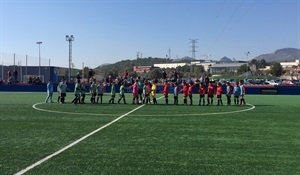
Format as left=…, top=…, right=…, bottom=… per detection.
left=0, top=92, right=299, bottom=175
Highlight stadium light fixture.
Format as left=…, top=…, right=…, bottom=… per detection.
left=66, top=35, right=74, bottom=82
left=36, top=42, right=42, bottom=78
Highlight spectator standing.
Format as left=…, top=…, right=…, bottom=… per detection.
left=7, top=70, right=12, bottom=84
left=174, top=71, right=178, bottom=82
left=205, top=76, right=209, bottom=86
left=123, top=70, right=128, bottom=80
left=162, top=71, right=167, bottom=80
left=76, top=72, right=81, bottom=82
left=13, top=69, right=18, bottom=83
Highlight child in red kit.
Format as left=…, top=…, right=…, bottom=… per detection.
left=207, top=81, right=214, bottom=105
left=188, top=82, right=193, bottom=105
left=163, top=81, right=169, bottom=105
left=216, top=82, right=223, bottom=106
left=198, top=82, right=206, bottom=105
left=181, top=81, right=188, bottom=105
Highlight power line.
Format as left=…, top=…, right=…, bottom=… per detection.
left=208, top=0, right=244, bottom=52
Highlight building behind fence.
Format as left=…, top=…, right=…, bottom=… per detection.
left=0, top=52, right=79, bottom=83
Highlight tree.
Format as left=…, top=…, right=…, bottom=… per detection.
left=128, top=71, right=137, bottom=78
left=257, top=59, right=267, bottom=68
left=147, top=68, right=161, bottom=80
left=237, top=64, right=250, bottom=74
left=82, top=67, right=95, bottom=79
left=193, top=65, right=205, bottom=77
left=106, top=69, right=119, bottom=79
left=250, top=59, right=257, bottom=66
left=270, top=62, right=283, bottom=77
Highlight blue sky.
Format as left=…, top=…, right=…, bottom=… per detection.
left=0, top=0, right=299, bottom=68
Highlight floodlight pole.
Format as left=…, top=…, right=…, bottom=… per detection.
left=66, top=35, right=74, bottom=82
left=245, top=51, right=250, bottom=80
left=36, top=42, right=42, bottom=78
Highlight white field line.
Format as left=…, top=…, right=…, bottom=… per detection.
left=14, top=104, right=145, bottom=175
left=32, top=96, right=165, bottom=116
left=130, top=103, right=256, bottom=116
left=32, top=102, right=116, bottom=116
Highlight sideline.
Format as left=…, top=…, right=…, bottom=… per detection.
left=14, top=104, right=145, bottom=175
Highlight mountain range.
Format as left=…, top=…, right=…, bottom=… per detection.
left=97, top=48, right=299, bottom=68
left=174, top=48, right=299, bottom=63
left=253, top=48, right=300, bottom=63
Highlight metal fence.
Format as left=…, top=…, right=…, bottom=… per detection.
left=1, top=52, right=50, bottom=83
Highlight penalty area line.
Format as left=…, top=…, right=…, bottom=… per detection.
left=14, top=104, right=145, bottom=175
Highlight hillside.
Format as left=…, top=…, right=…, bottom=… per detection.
left=95, top=48, right=299, bottom=75
left=254, top=48, right=300, bottom=62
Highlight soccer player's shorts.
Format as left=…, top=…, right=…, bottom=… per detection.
left=119, top=94, right=125, bottom=98
left=151, top=94, right=156, bottom=98
left=93, top=93, right=96, bottom=97
left=217, top=95, right=222, bottom=98
left=208, top=94, right=214, bottom=98
left=189, top=94, right=192, bottom=98
left=200, top=95, right=204, bottom=98
left=234, top=95, right=239, bottom=98
left=98, top=93, right=103, bottom=97
left=61, top=93, right=66, bottom=97
left=164, top=95, right=168, bottom=98
left=138, top=89, right=143, bottom=95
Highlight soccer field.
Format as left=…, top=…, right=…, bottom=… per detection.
left=0, top=92, right=299, bottom=175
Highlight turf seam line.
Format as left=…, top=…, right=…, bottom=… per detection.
left=14, top=104, right=146, bottom=175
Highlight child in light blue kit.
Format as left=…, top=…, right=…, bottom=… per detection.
left=173, top=82, right=179, bottom=105
left=233, top=81, right=240, bottom=105
left=45, top=79, right=53, bottom=103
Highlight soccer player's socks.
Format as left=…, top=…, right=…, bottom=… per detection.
left=97, top=97, right=99, bottom=103
left=220, top=100, right=223, bottom=105
left=211, top=99, right=213, bottom=105
left=242, top=99, right=245, bottom=105
left=57, top=96, right=60, bottom=103
left=165, top=98, right=168, bottom=104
